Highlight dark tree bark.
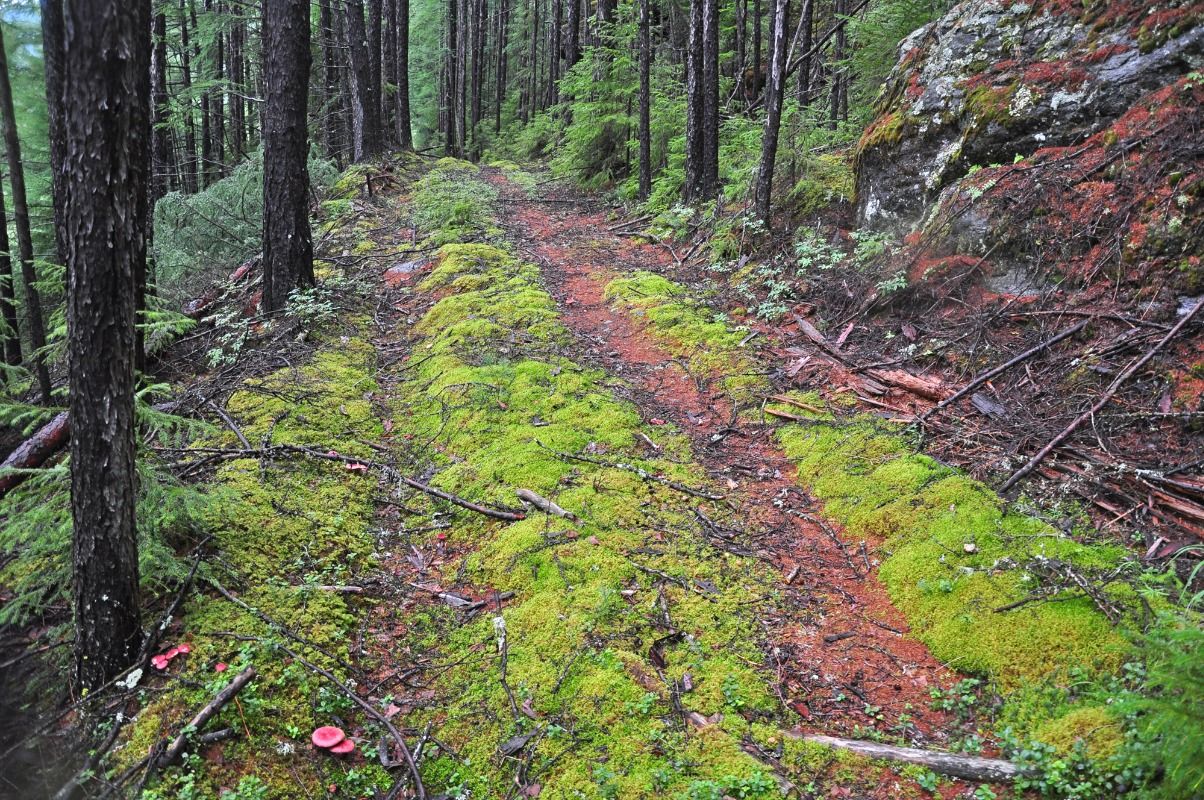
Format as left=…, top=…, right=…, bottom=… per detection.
left=40, top=0, right=69, bottom=267
left=565, top=0, right=579, bottom=71
left=229, top=10, right=247, bottom=158
left=368, top=0, right=383, bottom=132
left=683, top=0, right=703, bottom=203
left=547, top=0, right=561, bottom=106
left=754, top=0, right=789, bottom=223
left=444, top=0, right=459, bottom=149
left=262, top=0, right=315, bottom=312
left=830, top=0, right=846, bottom=129
left=455, top=0, right=467, bottom=148
left=796, top=0, right=813, bottom=105
left=346, top=0, right=383, bottom=159
left=752, top=0, right=761, bottom=81
left=179, top=0, right=199, bottom=192
left=470, top=0, right=486, bottom=156
left=637, top=0, right=651, bottom=200
left=396, top=0, right=413, bottom=148
left=193, top=0, right=213, bottom=188
left=320, top=0, right=345, bottom=165
left=0, top=26, right=53, bottom=402
left=700, top=0, right=719, bottom=198
left=60, top=0, right=150, bottom=693
left=0, top=176, right=21, bottom=372
left=212, top=0, right=227, bottom=178
left=384, top=0, right=397, bottom=142
left=152, top=10, right=175, bottom=201
left=525, top=0, right=537, bottom=121
left=494, top=0, right=508, bottom=133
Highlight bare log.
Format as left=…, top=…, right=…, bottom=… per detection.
left=803, top=735, right=1026, bottom=782
left=155, top=666, right=257, bottom=768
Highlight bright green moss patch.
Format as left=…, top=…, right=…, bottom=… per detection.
left=1034, top=705, right=1124, bottom=759
left=411, top=158, right=500, bottom=245
left=119, top=328, right=388, bottom=799
left=604, top=271, right=767, bottom=398
left=386, top=243, right=799, bottom=798
left=774, top=417, right=1131, bottom=686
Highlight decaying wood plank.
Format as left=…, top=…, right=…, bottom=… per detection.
left=802, top=735, right=1026, bottom=782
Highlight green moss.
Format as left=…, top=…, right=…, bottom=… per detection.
left=1034, top=705, right=1124, bottom=759
left=789, top=153, right=855, bottom=215
left=119, top=329, right=386, bottom=799
left=774, top=418, right=1130, bottom=686
left=856, top=111, right=905, bottom=155
left=965, top=82, right=1018, bottom=128
left=329, top=164, right=372, bottom=199
left=603, top=271, right=767, bottom=399
left=382, top=241, right=797, bottom=797
left=411, top=160, right=500, bottom=245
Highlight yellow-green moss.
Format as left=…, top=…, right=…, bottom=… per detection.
left=411, top=160, right=501, bottom=245
left=789, top=153, right=855, bottom=215
left=774, top=417, right=1130, bottom=686
left=603, top=271, right=767, bottom=399
left=385, top=243, right=794, bottom=798
left=119, top=329, right=388, bottom=799
left=1034, top=705, right=1124, bottom=759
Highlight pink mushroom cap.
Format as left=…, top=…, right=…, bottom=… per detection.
left=177, top=643, right=192, bottom=654
left=328, top=738, right=356, bottom=755
left=311, top=726, right=346, bottom=749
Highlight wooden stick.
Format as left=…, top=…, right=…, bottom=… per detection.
left=1001, top=297, right=1203, bottom=492
left=155, top=667, right=257, bottom=768
left=921, top=318, right=1089, bottom=421
left=803, top=735, right=1026, bottom=782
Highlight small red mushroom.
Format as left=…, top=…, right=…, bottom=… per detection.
left=328, top=738, right=356, bottom=755
left=177, top=643, right=192, bottom=654
left=151, top=654, right=169, bottom=670
left=311, top=726, right=346, bottom=749
left=214, top=662, right=228, bottom=672
left=166, top=646, right=180, bottom=659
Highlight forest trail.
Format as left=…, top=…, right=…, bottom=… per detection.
left=340, top=161, right=988, bottom=798
left=481, top=167, right=958, bottom=737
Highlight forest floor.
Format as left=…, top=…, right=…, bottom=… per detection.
left=3, top=156, right=1158, bottom=800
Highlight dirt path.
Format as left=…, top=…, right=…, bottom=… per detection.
left=482, top=169, right=960, bottom=745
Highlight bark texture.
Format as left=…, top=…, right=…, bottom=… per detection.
left=262, top=0, right=315, bottom=312
left=60, top=0, right=150, bottom=692
left=754, top=0, right=789, bottom=223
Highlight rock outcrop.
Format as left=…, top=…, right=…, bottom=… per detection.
left=855, top=0, right=1204, bottom=232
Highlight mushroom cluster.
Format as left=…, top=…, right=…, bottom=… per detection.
left=150, top=642, right=192, bottom=670
left=310, top=726, right=356, bottom=755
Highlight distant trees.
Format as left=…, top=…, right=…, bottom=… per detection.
left=262, top=0, right=315, bottom=312
left=55, top=0, right=151, bottom=692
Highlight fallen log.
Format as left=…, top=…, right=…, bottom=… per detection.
left=803, top=735, right=1026, bottom=783
left=0, top=401, right=179, bottom=500
left=155, top=666, right=257, bottom=768
left=0, top=411, right=69, bottom=496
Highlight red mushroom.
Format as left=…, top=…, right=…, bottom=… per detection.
left=311, top=726, right=346, bottom=749
left=151, top=654, right=169, bottom=670
left=177, top=643, right=192, bottom=654
left=214, top=662, right=228, bottom=672
left=329, top=738, right=356, bottom=755
left=166, top=646, right=180, bottom=659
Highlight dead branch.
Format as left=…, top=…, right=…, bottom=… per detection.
left=154, top=667, right=257, bottom=769
left=1001, top=297, right=1203, bottom=492
left=802, top=735, right=1026, bottom=782
left=516, top=488, right=580, bottom=521
left=538, top=441, right=725, bottom=500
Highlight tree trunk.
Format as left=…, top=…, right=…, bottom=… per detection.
left=229, top=11, right=247, bottom=158
left=384, top=0, right=397, bottom=143
left=193, top=0, right=213, bottom=188
left=637, top=0, right=651, bottom=200
left=263, top=0, right=315, bottom=312
left=179, top=0, right=199, bottom=193
left=0, top=26, right=53, bottom=402
left=565, top=0, right=579, bottom=71
left=0, top=174, right=21, bottom=372
left=212, top=1, right=227, bottom=179
left=396, top=0, right=413, bottom=148
left=700, top=0, right=719, bottom=198
left=796, top=0, right=813, bottom=105
left=60, top=0, right=150, bottom=693
left=320, top=0, right=344, bottom=165
left=152, top=10, right=174, bottom=202
left=444, top=0, right=459, bottom=152
left=368, top=0, right=383, bottom=137
left=683, top=0, right=703, bottom=202
left=752, top=0, right=761, bottom=83
left=547, top=0, right=561, bottom=106
left=40, top=0, right=69, bottom=267
left=754, top=0, right=789, bottom=224
left=346, top=0, right=382, bottom=159
left=494, top=0, right=508, bottom=133
left=829, top=0, right=845, bottom=130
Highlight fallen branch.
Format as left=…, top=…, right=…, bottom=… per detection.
left=516, top=488, right=580, bottom=521
left=154, top=667, right=257, bottom=769
left=538, top=441, right=725, bottom=500
left=803, top=735, right=1026, bottom=783
left=922, top=318, right=1090, bottom=421
left=1001, top=297, right=1203, bottom=492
